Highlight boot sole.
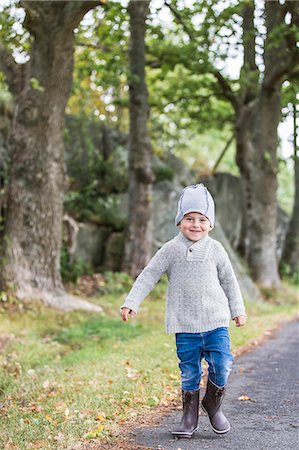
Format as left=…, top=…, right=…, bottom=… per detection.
left=201, top=406, right=230, bottom=434
left=171, top=427, right=198, bottom=439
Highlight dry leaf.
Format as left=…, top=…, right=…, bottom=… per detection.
left=42, top=380, right=50, bottom=389
left=95, top=414, right=106, bottom=421
left=79, top=408, right=93, bottom=416
left=238, top=395, right=255, bottom=401
left=28, top=441, right=46, bottom=449
left=85, top=425, right=105, bottom=439
left=54, top=401, right=67, bottom=412
left=30, top=404, right=43, bottom=413
left=169, top=374, right=179, bottom=380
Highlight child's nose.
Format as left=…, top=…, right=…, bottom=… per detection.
left=193, top=220, right=201, bottom=227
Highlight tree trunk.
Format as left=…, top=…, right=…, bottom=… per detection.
left=1, top=2, right=103, bottom=311
left=281, top=102, right=299, bottom=275
left=234, top=0, right=298, bottom=287
left=122, top=0, right=153, bottom=278
left=237, top=89, right=281, bottom=287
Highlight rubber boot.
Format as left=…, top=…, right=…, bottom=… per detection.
left=171, top=389, right=200, bottom=438
left=201, top=379, right=230, bottom=434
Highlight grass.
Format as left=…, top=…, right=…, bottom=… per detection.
left=0, top=273, right=298, bottom=450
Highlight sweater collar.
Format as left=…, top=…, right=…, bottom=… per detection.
left=176, top=231, right=210, bottom=248
left=176, top=232, right=211, bottom=262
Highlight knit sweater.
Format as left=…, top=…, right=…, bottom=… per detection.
left=121, top=232, right=246, bottom=334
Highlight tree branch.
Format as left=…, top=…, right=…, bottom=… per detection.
left=242, top=1, right=258, bottom=71
left=0, top=44, right=24, bottom=96
left=164, top=0, right=239, bottom=111
left=64, top=1, right=106, bottom=30
left=287, top=67, right=299, bottom=82
left=212, top=134, right=234, bottom=174
left=75, top=40, right=117, bottom=54
left=21, top=1, right=105, bottom=35
left=239, top=1, right=259, bottom=105
left=157, top=91, right=230, bottom=106
left=212, top=72, right=239, bottom=111
left=263, top=1, right=299, bottom=89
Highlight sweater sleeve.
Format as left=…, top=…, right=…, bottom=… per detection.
left=216, top=245, right=246, bottom=319
left=121, top=243, right=171, bottom=314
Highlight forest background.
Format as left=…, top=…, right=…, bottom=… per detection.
left=0, top=1, right=298, bottom=449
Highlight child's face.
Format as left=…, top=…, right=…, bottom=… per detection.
left=178, top=212, right=211, bottom=242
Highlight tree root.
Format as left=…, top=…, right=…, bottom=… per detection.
left=16, top=287, right=103, bottom=312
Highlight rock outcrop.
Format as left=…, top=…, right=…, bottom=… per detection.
left=69, top=175, right=263, bottom=302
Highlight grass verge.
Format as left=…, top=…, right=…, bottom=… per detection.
left=0, top=273, right=298, bottom=449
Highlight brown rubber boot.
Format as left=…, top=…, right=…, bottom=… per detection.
left=201, top=379, right=230, bottom=434
left=171, top=389, right=200, bottom=438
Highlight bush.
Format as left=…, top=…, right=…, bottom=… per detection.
left=60, top=244, right=93, bottom=283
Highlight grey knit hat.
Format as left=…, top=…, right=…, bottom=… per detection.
left=175, top=184, right=215, bottom=228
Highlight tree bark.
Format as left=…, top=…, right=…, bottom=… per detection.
left=1, top=1, right=103, bottom=311
left=241, top=88, right=281, bottom=286
left=281, top=102, right=299, bottom=275
left=234, top=0, right=299, bottom=287
left=236, top=1, right=281, bottom=286
left=122, top=0, right=153, bottom=278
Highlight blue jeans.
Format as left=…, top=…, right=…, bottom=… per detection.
left=175, top=327, right=234, bottom=391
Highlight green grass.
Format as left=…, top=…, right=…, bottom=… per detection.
left=0, top=274, right=298, bottom=449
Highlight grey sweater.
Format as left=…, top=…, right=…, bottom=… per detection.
left=121, top=232, right=246, bottom=334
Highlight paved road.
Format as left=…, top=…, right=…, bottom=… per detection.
left=131, top=321, right=299, bottom=450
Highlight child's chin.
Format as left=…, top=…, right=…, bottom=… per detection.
left=189, top=232, right=202, bottom=240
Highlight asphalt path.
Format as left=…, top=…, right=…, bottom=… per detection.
left=131, top=320, right=299, bottom=450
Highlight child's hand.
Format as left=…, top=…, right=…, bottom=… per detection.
left=120, top=307, right=136, bottom=322
left=234, top=315, right=246, bottom=327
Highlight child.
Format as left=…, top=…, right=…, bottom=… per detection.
left=120, top=184, right=246, bottom=438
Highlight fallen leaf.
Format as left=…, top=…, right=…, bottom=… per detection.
left=85, top=425, right=105, bottom=439
left=169, top=374, right=179, bottom=380
left=30, top=404, right=43, bottom=413
left=95, top=414, right=106, bottom=421
left=28, top=441, right=46, bottom=449
left=238, top=395, right=255, bottom=402
left=79, top=408, right=93, bottom=416
left=42, top=380, right=50, bottom=389
left=54, top=401, right=67, bottom=412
